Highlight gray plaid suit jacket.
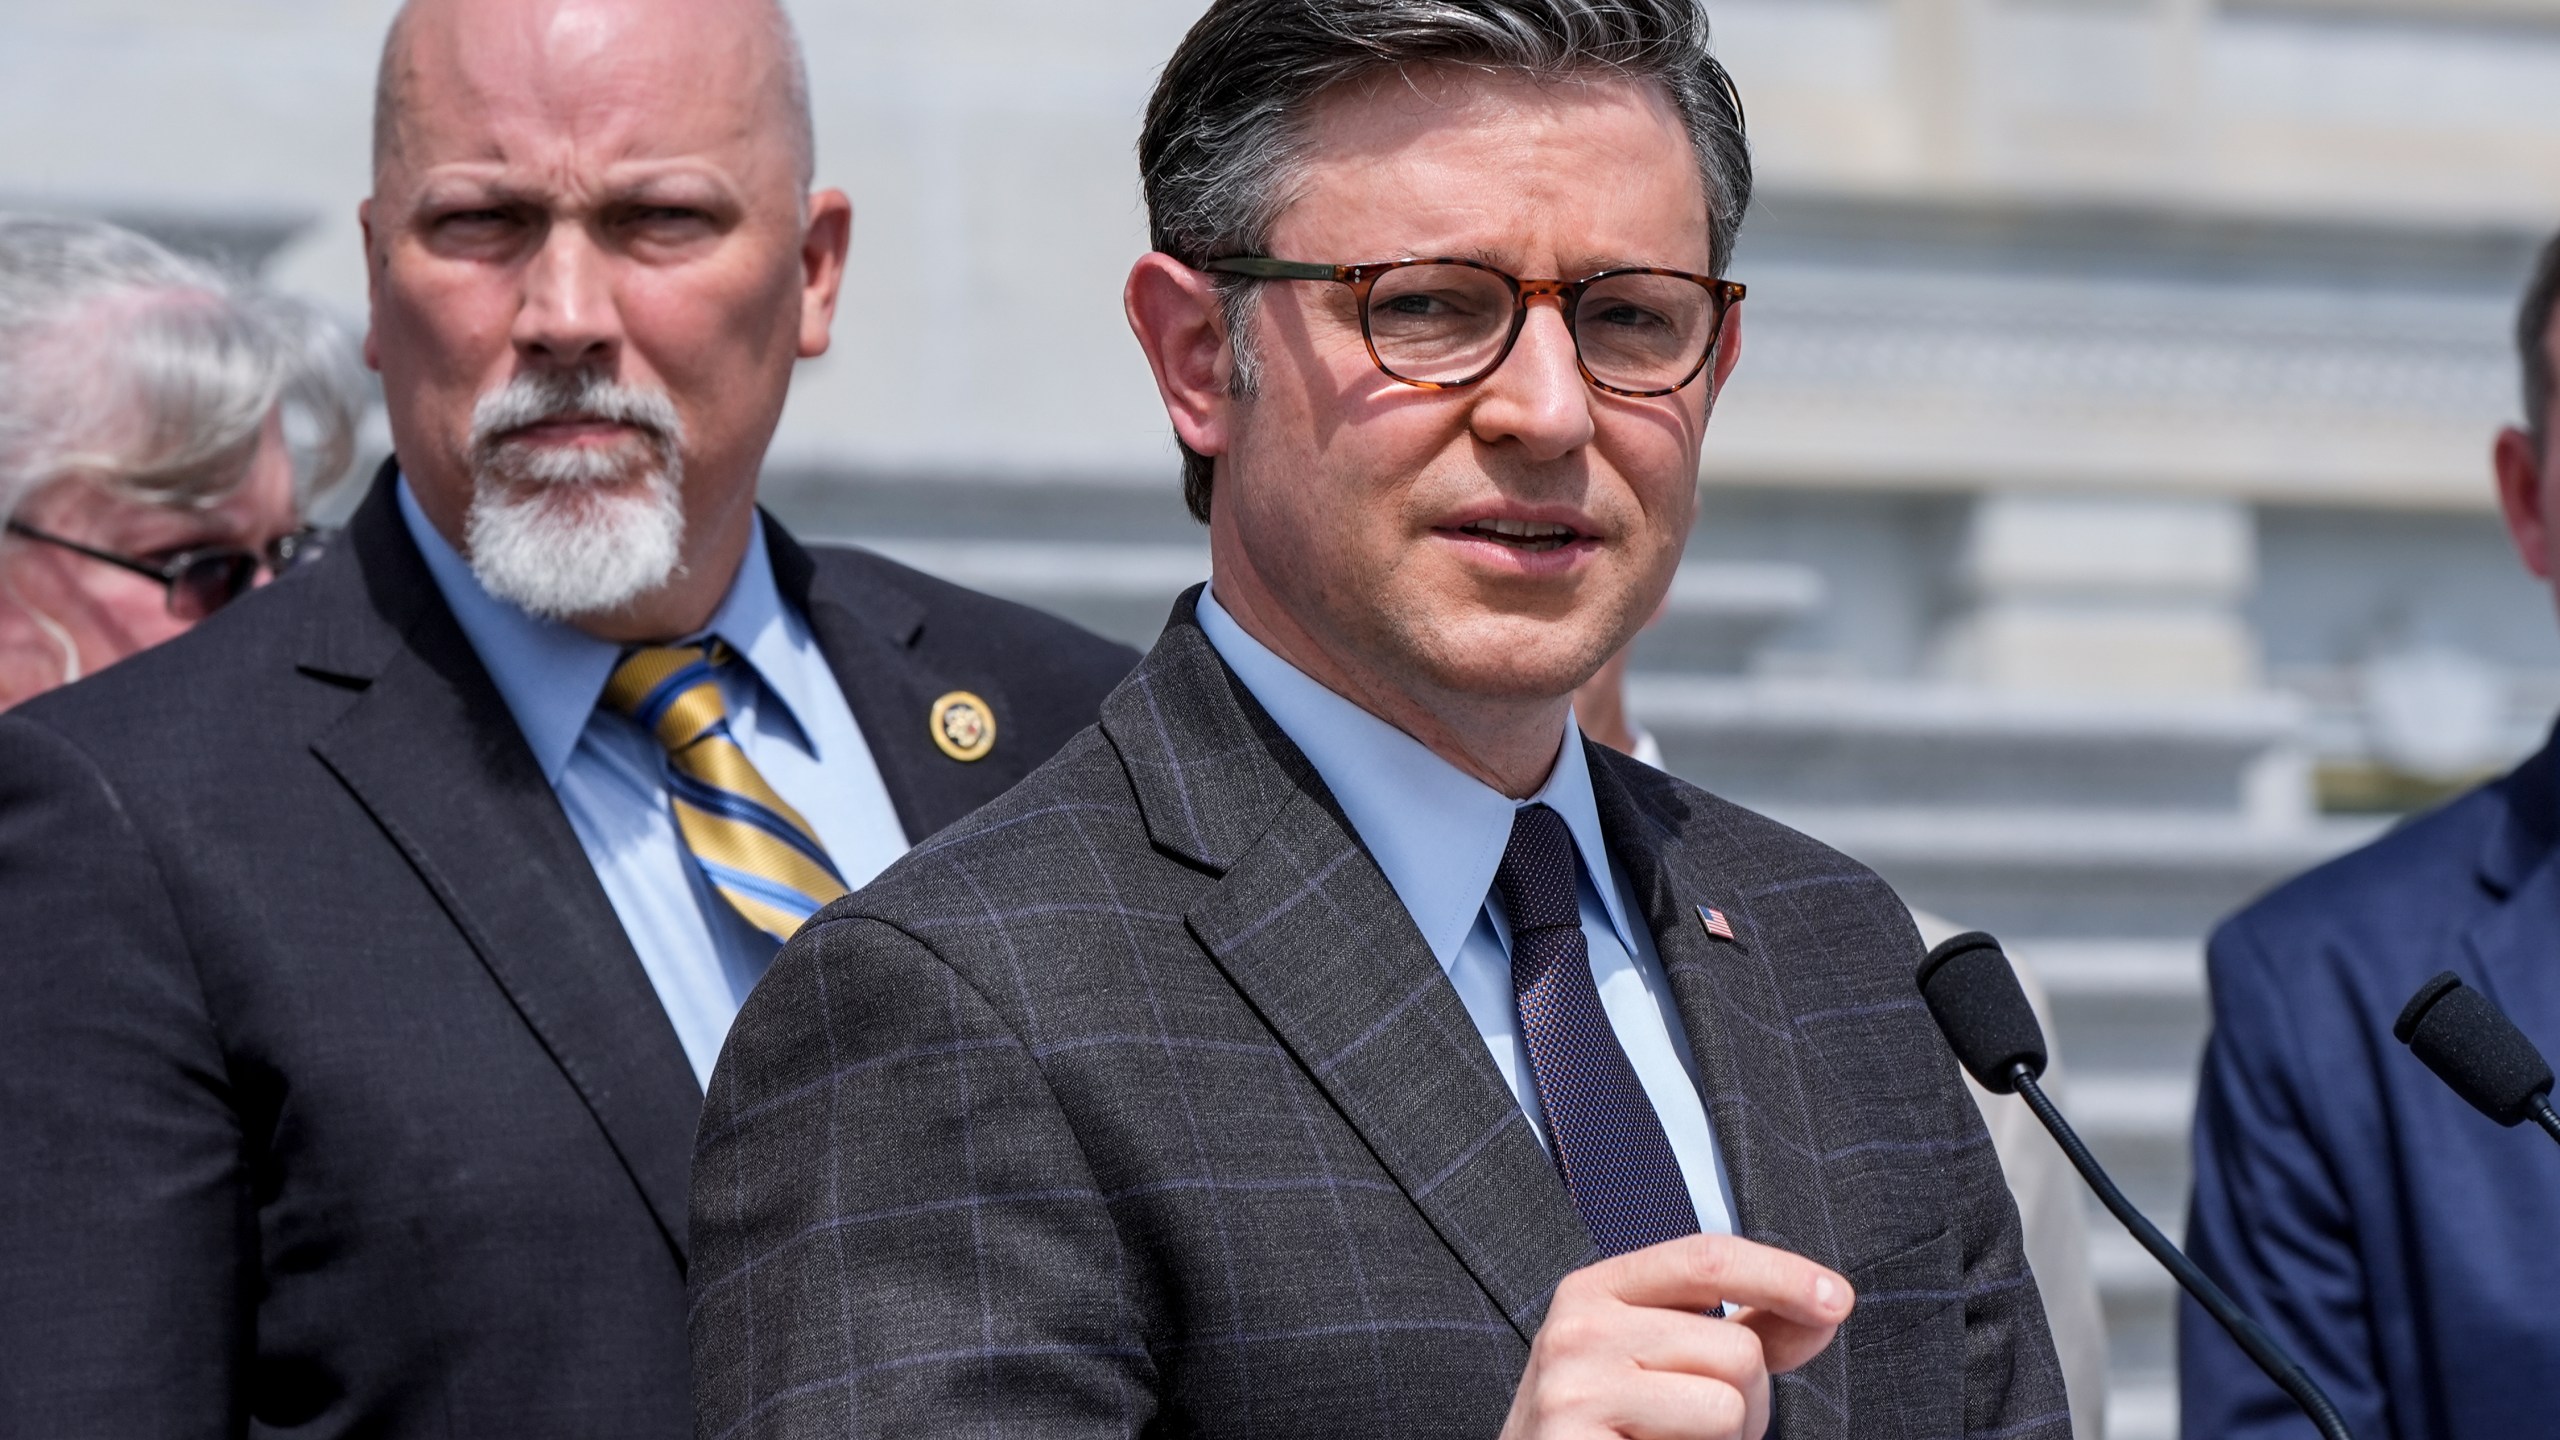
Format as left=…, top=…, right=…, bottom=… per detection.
left=691, top=590, right=2070, bottom=1439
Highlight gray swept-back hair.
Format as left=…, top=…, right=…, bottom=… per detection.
left=2519, top=227, right=2560, bottom=455
left=1140, top=0, right=1752, bottom=521
left=0, top=214, right=362, bottom=529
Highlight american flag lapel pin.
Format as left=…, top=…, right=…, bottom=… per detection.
left=1697, top=904, right=1736, bottom=942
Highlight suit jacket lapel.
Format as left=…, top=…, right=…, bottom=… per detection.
left=769, top=517, right=1042, bottom=847
left=2462, top=728, right=2560, bottom=1028
left=2475, top=725, right=2560, bottom=903
left=1589, top=751, right=1834, bottom=1254
left=300, top=471, right=703, bottom=1265
left=2461, top=852, right=2560, bottom=1040
left=1588, top=751, right=1852, bottom=1437
left=1108, top=598, right=1594, bottom=1342
left=767, top=517, right=933, bottom=840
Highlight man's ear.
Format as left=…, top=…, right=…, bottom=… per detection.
left=796, top=189, right=854, bottom=360
left=1707, top=302, right=1743, bottom=401
left=358, top=197, right=382, bottom=374
left=2494, top=424, right=2553, bottom=580
left=1124, top=252, right=1239, bottom=465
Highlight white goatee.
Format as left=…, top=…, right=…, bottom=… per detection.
left=461, top=371, right=689, bottom=622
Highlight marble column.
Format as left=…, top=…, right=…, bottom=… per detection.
left=1935, top=489, right=2259, bottom=696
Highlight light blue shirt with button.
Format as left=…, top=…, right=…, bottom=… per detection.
left=398, top=478, right=910, bottom=1086
left=1196, top=585, right=1737, bottom=1236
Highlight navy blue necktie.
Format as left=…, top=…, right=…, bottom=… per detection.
left=1496, top=804, right=1702, bottom=1258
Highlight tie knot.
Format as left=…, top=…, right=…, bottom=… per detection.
left=604, top=642, right=732, bottom=753
left=1494, top=803, right=1582, bottom=934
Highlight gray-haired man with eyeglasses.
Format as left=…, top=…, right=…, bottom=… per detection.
left=691, top=2, right=2071, bottom=1437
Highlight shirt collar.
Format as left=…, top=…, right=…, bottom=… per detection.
left=396, top=475, right=818, bottom=784
left=1195, top=584, right=1640, bottom=972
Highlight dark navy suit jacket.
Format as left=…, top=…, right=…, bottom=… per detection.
left=2183, top=730, right=2560, bottom=1439
left=0, top=467, right=1137, bottom=1438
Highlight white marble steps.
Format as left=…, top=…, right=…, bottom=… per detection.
left=1754, top=804, right=2376, bottom=942
left=1631, top=674, right=2311, bottom=818
left=2003, top=941, right=2214, bottom=1440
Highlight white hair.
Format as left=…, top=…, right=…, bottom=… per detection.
left=0, top=213, right=362, bottom=528
left=461, top=370, right=689, bottom=621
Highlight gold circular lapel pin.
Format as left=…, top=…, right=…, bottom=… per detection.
left=929, top=690, right=996, bottom=762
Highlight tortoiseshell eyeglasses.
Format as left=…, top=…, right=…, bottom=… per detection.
left=1201, top=256, right=1745, bottom=398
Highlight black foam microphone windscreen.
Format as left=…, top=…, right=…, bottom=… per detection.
left=2394, top=970, right=2556, bottom=1127
left=1915, top=931, right=2048, bottom=1095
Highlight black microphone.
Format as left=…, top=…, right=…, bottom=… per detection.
left=2394, top=970, right=2560, bottom=1146
left=1917, top=931, right=2358, bottom=1440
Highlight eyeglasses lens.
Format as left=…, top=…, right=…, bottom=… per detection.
left=1572, top=273, right=1720, bottom=392
left=170, top=553, right=261, bottom=621
left=1363, top=264, right=1721, bottom=392
left=1364, top=264, right=1518, bottom=385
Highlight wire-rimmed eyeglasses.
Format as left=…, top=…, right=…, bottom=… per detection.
left=1201, top=255, right=1745, bottom=398
left=3, top=518, right=325, bottom=621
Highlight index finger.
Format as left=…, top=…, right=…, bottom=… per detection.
left=1600, top=1233, right=1853, bottom=1332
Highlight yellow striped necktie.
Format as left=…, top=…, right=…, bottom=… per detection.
left=602, top=643, right=848, bottom=943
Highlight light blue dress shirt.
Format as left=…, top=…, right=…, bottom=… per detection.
left=398, top=479, right=910, bottom=1086
left=1197, top=587, right=1738, bottom=1236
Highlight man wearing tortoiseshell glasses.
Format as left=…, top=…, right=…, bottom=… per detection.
left=692, top=2, right=2071, bottom=1437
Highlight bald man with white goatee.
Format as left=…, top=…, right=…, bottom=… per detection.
left=0, top=1, right=1134, bottom=1433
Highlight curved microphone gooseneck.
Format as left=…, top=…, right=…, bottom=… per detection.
left=1916, top=932, right=2357, bottom=1440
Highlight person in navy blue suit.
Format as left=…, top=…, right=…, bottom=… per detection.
left=2182, top=227, right=2560, bottom=1439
